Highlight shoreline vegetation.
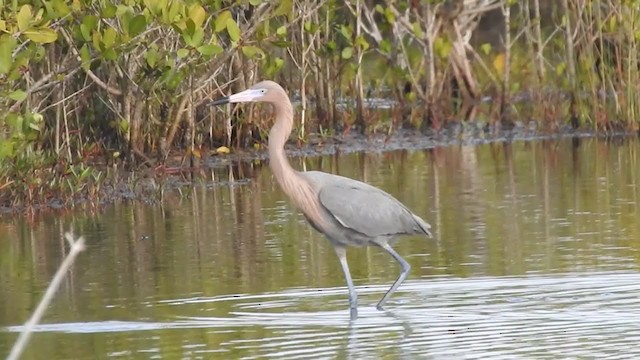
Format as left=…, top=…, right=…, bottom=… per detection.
left=1, top=1, right=640, bottom=212
left=1, top=127, right=637, bottom=218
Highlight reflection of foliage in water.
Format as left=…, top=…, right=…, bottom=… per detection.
left=1, top=1, right=639, bottom=206
left=1, top=138, right=640, bottom=358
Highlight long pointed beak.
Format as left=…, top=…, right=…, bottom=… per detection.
left=209, top=96, right=230, bottom=106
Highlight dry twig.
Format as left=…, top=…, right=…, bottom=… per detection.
left=7, top=233, right=86, bottom=360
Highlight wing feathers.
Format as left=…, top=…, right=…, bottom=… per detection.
left=317, top=181, right=426, bottom=238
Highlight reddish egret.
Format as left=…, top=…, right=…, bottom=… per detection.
left=210, top=81, right=432, bottom=319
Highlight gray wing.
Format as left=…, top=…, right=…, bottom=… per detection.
left=302, top=171, right=431, bottom=238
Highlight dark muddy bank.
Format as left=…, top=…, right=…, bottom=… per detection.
left=1, top=122, right=637, bottom=217
left=205, top=122, right=616, bottom=166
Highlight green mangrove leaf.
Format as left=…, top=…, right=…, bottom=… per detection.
left=144, top=0, right=166, bottom=16
left=492, top=53, right=505, bottom=73
left=34, top=8, right=45, bottom=23
left=412, top=22, right=423, bottom=38
left=119, top=11, right=134, bottom=41
left=33, top=44, right=46, bottom=61
left=116, top=4, right=134, bottom=17
left=384, top=7, right=395, bottom=23
left=275, top=57, right=284, bottom=68
left=80, top=44, right=91, bottom=70
left=102, top=3, right=117, bottom=18
left=0, top=139, right=15, bottom=160
left=9, top=90, right=27, bottom=101
left=242, top=45, right=263, bottom=58
left=103, top=48, right=117, bottom=60
left=276, top=25, right=286, bottom=36
left=608, top=16, right=617, bottom=32
left=24, top=28, right=58, bottom=44
left=197, top=44, right=223, bottom=56
left=103, top=27, right=116, bottom=48
left=80, top=24, right=91, bottom=41
left=264, top=56, right=284, bottom=78
left=165, top=0, right=183, bottom=24
left=159, top=67, right=183, bottom=89
left=355, top=35, right=369, bottom=51
left=341, top=46, right=353, bottom=60
left=0, top=35, right=17, bottom=74
left=215, top=11, right=231, bottom=33
left=42, top=1, right=55, bottom=20
left=27, top=112, right=43, bottom=132
left=166, top=57, right=176, bottom=68
left=274, top=0, right=292, bottom=18
left=379, top=39, right=391, bottom=54
left=177, top=48, right=189, bottom=58
left=71, top=0, right=82, bottom=12
left=129, top=15, right=147, bottom=37
left=92, top=30, right=102, bottom=51
left=81, top=15, right=98, bottom=41
left=5, top=113, right=23, bottom=132
left=145, top=48, right=158, bottom=67
left=190, top=27, right=204, bottom=47
left=434, top=37, right=451, bottom=58
left=119, top=119, right=129, bottom=134
left=303, top=21, right=315, bottom=33
left=249, top=0, right=261, bottom=5
left=188, top=3, right=206, bottom=28
left=17, top=5, right=33, bottom=32
left=339, top=25, right=352, bottom=40
left=226, top=18, right=241, bottom=42
left=52, top=0, right=71, bottom=17
left=185, top=18, right=196, bottom=36
left=480, top=43, right=492, bottom=55
left=8, top=49, right=30, bottom=81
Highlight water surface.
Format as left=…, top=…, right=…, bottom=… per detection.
left=1, top=137, right=640, bottom=358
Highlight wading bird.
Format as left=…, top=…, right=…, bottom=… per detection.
left=210, top=81, right=432, bottom=319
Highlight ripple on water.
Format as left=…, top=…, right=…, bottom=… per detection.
left=5, top=271, right=640, bottom=358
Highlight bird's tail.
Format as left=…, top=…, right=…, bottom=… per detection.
left=413, top=214, right=433, bottom=238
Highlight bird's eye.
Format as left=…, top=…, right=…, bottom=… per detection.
left=260, top=89, right=266, bottom=94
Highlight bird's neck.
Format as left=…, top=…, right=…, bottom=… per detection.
left=268, top=101, right=297, bottom=190
left=267, top=99, right=325, bottom=226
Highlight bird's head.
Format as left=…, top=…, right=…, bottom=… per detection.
left=209, top=80, right=284, bottom=106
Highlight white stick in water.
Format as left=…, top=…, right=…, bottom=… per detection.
left=7, top=232, right=86, bottom=360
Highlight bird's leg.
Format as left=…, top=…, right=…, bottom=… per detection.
left=334, top=246, right=358, bottom=320
left=376, top=243, right=411, bottom=311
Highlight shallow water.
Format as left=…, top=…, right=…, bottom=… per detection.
left=1, top=137, right=640, bottom=358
